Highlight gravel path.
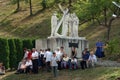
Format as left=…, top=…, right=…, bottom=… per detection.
left=96, top=60, right=120, bottom=67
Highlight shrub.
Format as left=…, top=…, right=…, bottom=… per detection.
left=8, top=39, right=17, bottom=69
left=0, top=38, right=10, bottom=69
left=14, top=39, right=23, bottom=63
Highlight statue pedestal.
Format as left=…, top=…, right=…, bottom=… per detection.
left=36, top=37, right=89, bottom=58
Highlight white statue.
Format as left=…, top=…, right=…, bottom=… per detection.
left=49, top=4, right=69, bottom=38
left=61, top=13, right=69, bottom=36
left=72, top=13, right=79, bottom=37
left=50, top=12, right=59, bottom=37
left=49, top=4, right=79, bottom=38
left=68, top=13, right=74, bottom=37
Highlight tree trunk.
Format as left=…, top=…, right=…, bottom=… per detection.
left=29, top=0, right=32, bottom=16
left=104, top=7, right=107, bottom=26
left=107, top=18, right=115, bottom=41
left=16, top=0, right=20, bottom=11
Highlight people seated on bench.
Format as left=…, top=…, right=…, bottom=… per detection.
left=69, top=57, right=78, bottom=69
left=16, top=58, right=32, bottom=74
left=16, top=59, right=26, bottom=74
left=61, top=54, right=69, bottom=69
left=25, top=58, right=32, bottom=74
left=0, top=62, right=5, bottom=75
left=88, top=51, right=97, bottom=68
left=80, top=48, right=90, bottom=70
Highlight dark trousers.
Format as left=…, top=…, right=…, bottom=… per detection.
left=32, top=59, right=38, bottom=73
left=46, top=61, right=51, bottom=72
left=52, top=66, right=58, bottom=77
left=80, top=60, right=87, bottom=69
left=58, top=61, right=61, bottom=70
left=25, top=66, right=32, bottom=73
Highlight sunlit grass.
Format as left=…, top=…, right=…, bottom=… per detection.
left=2, top=67, right=120, bottom=80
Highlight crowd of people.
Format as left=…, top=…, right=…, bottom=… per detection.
left=0, top=40, right=105, bottom=77
left=15, top=44, right=103, bottom=77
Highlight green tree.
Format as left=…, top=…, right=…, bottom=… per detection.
left=14, top=39, right=23, bottom=63
left=0, top=38, right=10, bottom=69
left=8, top=39, right=17, bottom=69
left=41, top=0, right=47, bottom=10
left=23, top=39, right=33, bottom=49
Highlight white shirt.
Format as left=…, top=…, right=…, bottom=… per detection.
left=71, top=58, right=77, bottom=63
left=25, top=60, right=32, bottom=67
left=88, top=55, right=97, bottom=62
left=32, top=51, right=39, bottom=59
left=55, top=50, right=62, bottom=61
left=45, top=51, right=52, bottom=62
left=51, top=56, right=59, bottom=66
left=23, top=51, right=29, bottom=59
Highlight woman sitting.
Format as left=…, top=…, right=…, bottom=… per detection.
left=0, top=62, right=5, bottom=75
left=69, top=57, right=78, bottom=69
left=61, top=54, right=69, bottom=69
left=16, top=59, right=26, bottom=74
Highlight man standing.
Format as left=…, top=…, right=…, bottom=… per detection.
left=31, top=48, right=39, bottom=74
left=51, top=52, right=59, bottom=77
left=44, top=48, right=52, bottom=72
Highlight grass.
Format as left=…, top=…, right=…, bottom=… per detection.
left=0, top=0, right=120, bottom=45
left=1, top=67, right=120, bottom=80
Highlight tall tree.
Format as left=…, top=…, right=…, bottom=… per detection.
left=11, top=0, right=20, bottom=12
left=8, top=39, right=17, bottom=69
left=16, top=0, right=20, bottom=11
left=29, top=0, right=33, bottom=15
left=41, top=0, right=47, bottom=10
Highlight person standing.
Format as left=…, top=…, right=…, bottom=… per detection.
left=31, top=48, right=39, bottom=74
left=51, top=52, right=59, bottom=77
left=95, top=40, right=105, bottom=58
left=23, top=48, right=29, bottom=59
left=45, top=48, right=52, bottom=72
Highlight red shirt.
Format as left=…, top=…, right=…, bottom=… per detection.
left=27, top=51, right=32, bottom=59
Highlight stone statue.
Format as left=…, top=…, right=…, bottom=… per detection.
left=72, top=13, right=79, bottom=37
left=49, top=4, right=79, bottom=38
left=68, top=13, right=75, bottom=37
left=61, top=13, right=69, bottom=36
left=50, top=12, right=59, bottom=37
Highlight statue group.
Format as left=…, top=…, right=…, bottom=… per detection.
left=49, top=5, right=79, bottom=38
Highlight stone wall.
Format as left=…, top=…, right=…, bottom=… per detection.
left=36, top=37, right=89, bottom=58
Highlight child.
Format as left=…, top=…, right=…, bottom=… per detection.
left=88, top=51, right=97, bottom=68
left=0, top=62, right=5, bottom=75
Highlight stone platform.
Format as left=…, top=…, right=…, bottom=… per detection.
left=36, top=37, right=89, bottom=58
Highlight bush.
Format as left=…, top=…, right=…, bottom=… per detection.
left=14, top=39, right=23, bottom=63
left=0, top=38, right=10, bottom=69
left=105, top=38, right=120, bottom=60
left=8, top=39, right=17, bottom=69
left=23, top=39, right=33, bottom=49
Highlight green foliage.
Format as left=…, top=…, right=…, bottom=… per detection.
left=23, top=39, right=33, bottom=49
left=8, top=39, right=17, bottom=69
left=41, top=0, right=47, bottom=9
left=0, top=38, right=10, bottom=69
left=14, top=39, right=23, bottom=63
left=32, top=39, right=35, bottom=48
left=107, top=38, right=120, bottom=54
left=10, top=0, right=17, bottom=4
left=105, top=38, right=120, bottom=60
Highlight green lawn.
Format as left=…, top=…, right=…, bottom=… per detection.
left=2, top=67, right=120, bottom=80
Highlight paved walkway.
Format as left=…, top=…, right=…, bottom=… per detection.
left=96, top=60, right=120, bottom=67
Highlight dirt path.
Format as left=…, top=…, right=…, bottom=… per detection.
left=0, top=71, right=15, bottom=80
